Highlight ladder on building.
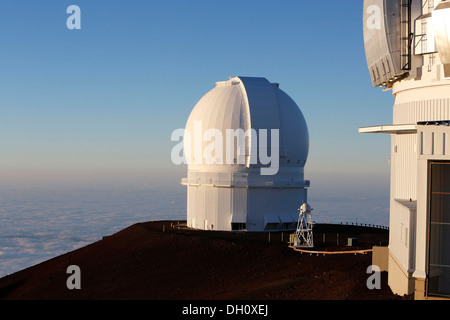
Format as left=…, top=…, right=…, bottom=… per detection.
left=400, top=0, right=413, bottom=70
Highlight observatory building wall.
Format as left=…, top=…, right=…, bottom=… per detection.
left=361, top=0, right=450, bottom=299
left=182, top=77, right=310, bottom=233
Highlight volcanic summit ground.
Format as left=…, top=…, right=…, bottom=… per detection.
left=0, top=221, right=412, bottom=300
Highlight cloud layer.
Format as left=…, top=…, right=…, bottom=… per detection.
left=0, top=178, right=389, bottom=278
left=0, top=181, right=186, bottom=277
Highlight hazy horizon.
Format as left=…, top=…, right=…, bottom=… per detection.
left=1, top=0, right=394, bottom=182
left=0, top=169, right=390, bottom=277
left=1, top=1, right=394, bottom=278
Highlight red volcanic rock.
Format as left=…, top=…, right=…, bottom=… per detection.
left=0, top=221, right=411, bottom=300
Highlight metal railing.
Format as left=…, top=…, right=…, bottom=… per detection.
left=314, top=221, right=389, bottom=230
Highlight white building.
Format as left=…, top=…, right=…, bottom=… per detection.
left=181, top=77, right=310, bottom=232
left=361, top=0, right=450, bottom=299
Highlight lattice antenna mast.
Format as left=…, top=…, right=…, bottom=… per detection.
left=294, top=203, right=314, bottom=248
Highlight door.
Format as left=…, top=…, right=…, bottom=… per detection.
left=427, top=161, right=450, bottom=297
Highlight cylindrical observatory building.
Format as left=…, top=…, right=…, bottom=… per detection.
left=181, top=77, right=310, bottom=232
left=361, top=0, right=450, bottom=299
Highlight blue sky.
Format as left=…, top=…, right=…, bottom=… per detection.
left=0, top=0, right=395, bottom=186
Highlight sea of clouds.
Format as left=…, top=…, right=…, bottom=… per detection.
left=0, top=176, right=389, bottom=278
left=0, top=180, right=186, bottom=278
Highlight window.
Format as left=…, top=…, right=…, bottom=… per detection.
left=231, top=223, right=246, bottom=231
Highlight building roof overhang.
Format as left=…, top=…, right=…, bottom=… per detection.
left=359, top=121, right=450, bottom=135
left=358, top=124, right=417, bottom=134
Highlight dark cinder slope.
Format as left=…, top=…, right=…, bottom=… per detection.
left=0, top=221, right=411, bottom=300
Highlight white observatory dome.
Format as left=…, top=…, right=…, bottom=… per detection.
left=182, top=76, right=310, bottom=232
left=184, top=76, right=309, bottom=171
